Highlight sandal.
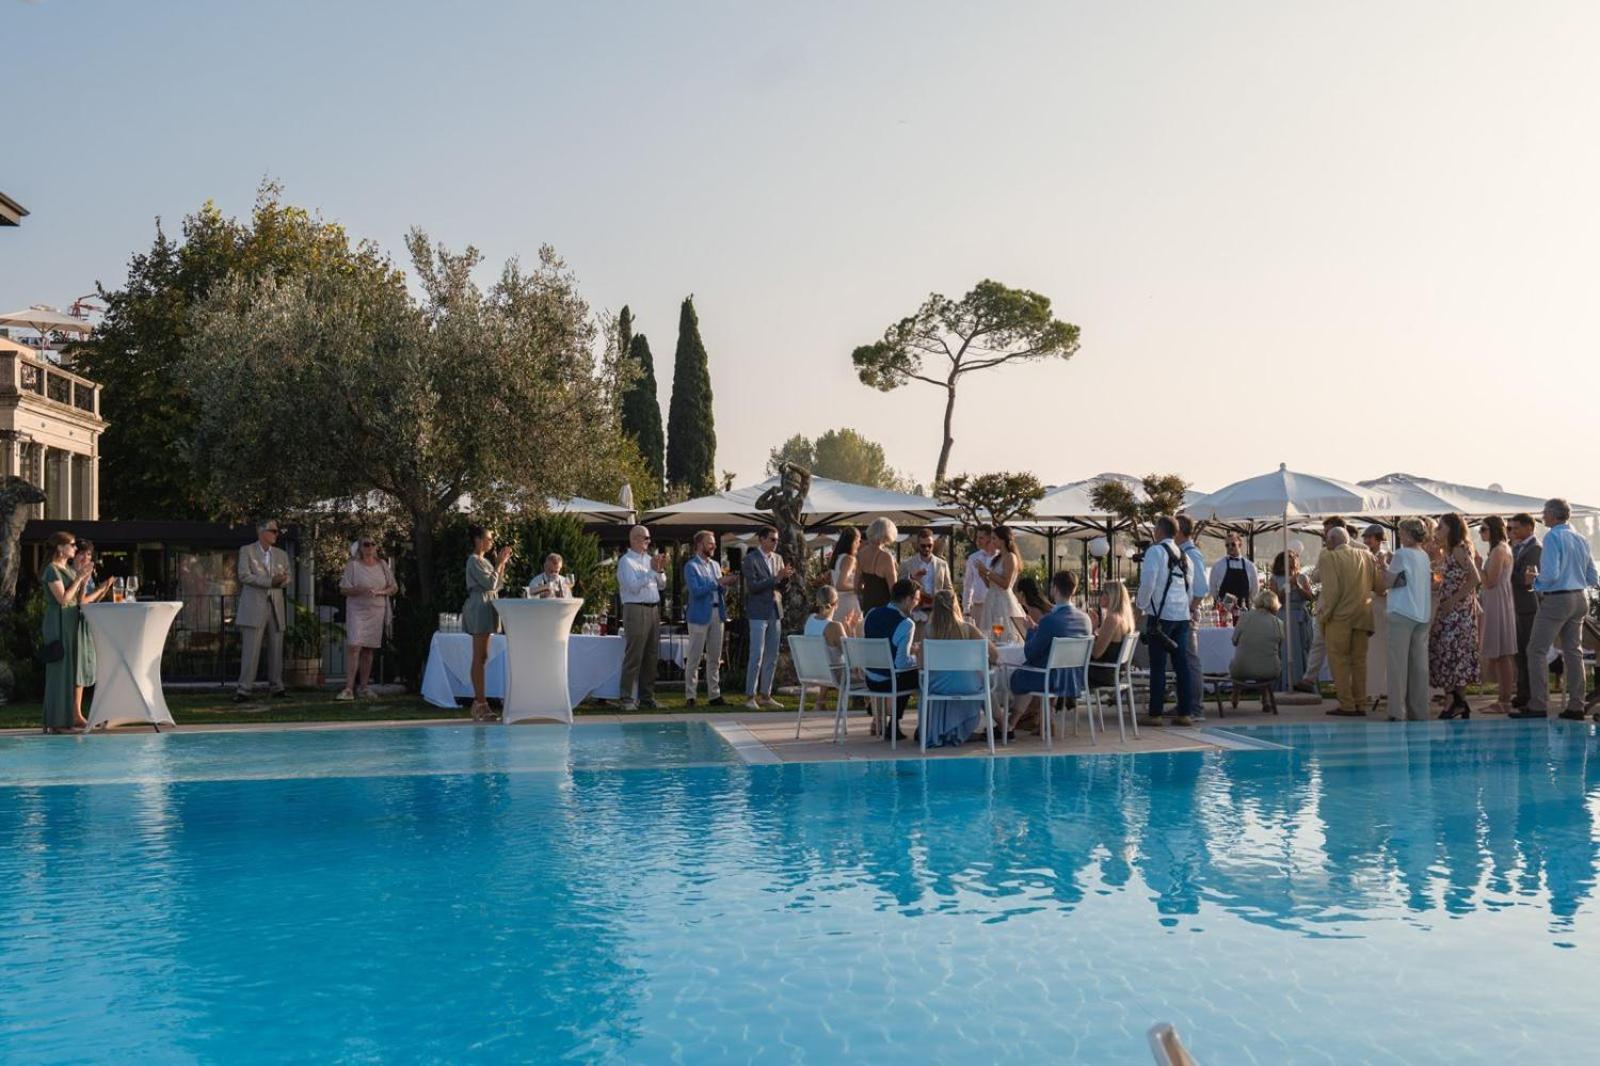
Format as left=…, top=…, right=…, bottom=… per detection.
left=1480, top=703, right=1508, bottom=715
left=470, top=700, right=493, bottom=721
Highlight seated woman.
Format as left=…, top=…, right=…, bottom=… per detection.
left=1014, top=575, right=1053, bottom=629
left=918, top=589, right=996, bottom=748
left=1089, top=581, right=1135, bottom=689
left=803, top=585, right=847, bottom=674
left=1230, top=588, right=1285, bottom=685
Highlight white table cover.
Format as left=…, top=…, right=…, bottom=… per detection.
left=420, top=632, right=679, bottom=709
left=82, top=602, right=182, bottom=731
left=495, top=597, right=584, bottom=724
left=1197, top=625, right=1330, bottom=680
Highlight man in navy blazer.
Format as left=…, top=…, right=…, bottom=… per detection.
left=684, top=530, right=738, bottom=706
left=741, top=526, right=793, bottom=708
left=1009, top=571, right=1093, bottom=731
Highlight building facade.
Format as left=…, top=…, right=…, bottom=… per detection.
left=0, top=337, right=104, bottom=519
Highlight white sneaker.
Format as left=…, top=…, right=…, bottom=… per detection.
left=619, top=700, right=639, bottom=712
left=744, top=698, right=763, bottom=710
left=760, top=696, right=783, bottom=710
left=335, top=689, right=355, bottom=702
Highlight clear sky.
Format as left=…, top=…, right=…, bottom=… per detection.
left=6, top=1, right=1599, bottom=502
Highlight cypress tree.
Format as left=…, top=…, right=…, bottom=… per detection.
left=665, top=296, right=716, bottom=496
left=620, top=332, right=665, bottom=489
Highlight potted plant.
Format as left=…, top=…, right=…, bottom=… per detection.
left=283, top=604, right=343, bottom=689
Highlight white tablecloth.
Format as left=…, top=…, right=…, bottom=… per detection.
left=1196, top=625, right=1331, bottom=680
left=82, top=602, right=182, bottom=731
left=420, top=633, right=680, bottom=709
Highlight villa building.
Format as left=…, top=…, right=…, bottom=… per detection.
left=0, top=336, right=104, bottom=519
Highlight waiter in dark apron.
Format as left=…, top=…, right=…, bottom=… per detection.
left=1209, top=532, right=1259, bottom=610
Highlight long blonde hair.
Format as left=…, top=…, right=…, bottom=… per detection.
left=1102, top=582, right=1135, bottom=633
left=926, top=589, right=969, bottom=640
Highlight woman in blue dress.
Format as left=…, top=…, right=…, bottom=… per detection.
left=918, top=590, right=997, bottom=748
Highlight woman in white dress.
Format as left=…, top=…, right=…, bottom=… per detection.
left=338, top=536, right=398, bottom=700
left=829, top=526, right=863, bottom=635
left=978, top=525, right=1028, bottom=642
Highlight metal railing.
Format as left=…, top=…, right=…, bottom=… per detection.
left=159, top=594, right=392, bottom=685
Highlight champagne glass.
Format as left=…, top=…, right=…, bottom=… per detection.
left=127, top=576, right=140, bottom=601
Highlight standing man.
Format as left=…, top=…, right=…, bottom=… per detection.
left=1316, top=526, right=1377, bottom=716
left=683, top=530, right=738, bottom=707
left=1137, top=515, right=1196, bottom=727
left=963, top=525, right=994, bottom=616
left=1175, top=515, right=1210, bottom=718
left=234, top=519, right=290, bottom=702
left=616, top=524, right=666, bottom=711
left=742, top=525, right=792, bottom=709
left=1208, top=532, right=1258, bottom=611
left=1298, top=516, right=1348, bottom=692
left=526, top=553, right=573, bottom=598
left=1506, top=512, right=1543, bottom=713
left=1520, top=498, right=1596, bottom=721
left=906, top=528, right=953, bottom=624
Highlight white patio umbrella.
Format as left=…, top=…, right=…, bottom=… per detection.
left=0, top=306, right=95, bottom=336
left=641, top=475, right=955, bottom=529
left=1186, top=464, right=1392, bottom=689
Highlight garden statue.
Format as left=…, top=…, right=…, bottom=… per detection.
left=0, top=476, right=47, bottom=703
left=756, top=461, right=812, bottom=631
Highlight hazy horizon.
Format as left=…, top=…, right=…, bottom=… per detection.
left=7, top=1, right=1598, bottom=504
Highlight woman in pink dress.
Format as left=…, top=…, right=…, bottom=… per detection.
left=1477, top=515, right=1517, bottom=714
left=338, top=536, right=398, bottom=700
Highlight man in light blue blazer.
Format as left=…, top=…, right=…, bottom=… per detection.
left=684, top=530, right=738, bottom=706
left=1009, top=570, right=1093, bottom=732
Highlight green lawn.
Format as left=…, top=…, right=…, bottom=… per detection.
left=0, top=689, right=794, bottom=731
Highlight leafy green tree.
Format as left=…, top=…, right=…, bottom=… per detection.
left=80, top=180, right=389, bottom=519
left=934, top=471, right=1046, bottom=530
left=183, top=229, right=640, bottom=678
left=852, top=280, right=1080, bottom=484
left=665, top=296, right=716, bottom=496
left=1090, top=473, right=1193, bottom=539
left=620, top=332, right=665, bottom=493
left=767, top=427, right=914, bottom=492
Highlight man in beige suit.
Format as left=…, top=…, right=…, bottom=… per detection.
left=234, top=519, right=291, bottom=701
left=1316, top=526, right=1378, bottom=716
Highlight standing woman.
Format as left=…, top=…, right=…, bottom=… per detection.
left=339, top=536, right=398, bottom=701
left=856, top=517, right=899, bottom=614
left=71, top=540, right=110, bottom=724
left=463, top=525, right=512, bottom=721
left=1431, top=513, right=1482, bottom=719
left=1271, top=549, right=1316, bottom=690
left=1477, top=516, right=1516, bottom=714
left=979, top=525, right=1027, bottom=642
left=829, top=526, right=863, bottom=635
left=40, top=532, right=93, bottom=733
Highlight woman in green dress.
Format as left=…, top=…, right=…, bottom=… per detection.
left=462, top=525, right=512, bottom=721
left=40, top=531, right=94, bottom=733
left=72, top=539, right=111, bottom=713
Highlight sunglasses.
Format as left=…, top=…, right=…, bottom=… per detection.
left=359, top=541, right=376, bottom=547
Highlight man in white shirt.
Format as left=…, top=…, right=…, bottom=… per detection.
left=616, top=525, right=666, bottom=710
left=906, top=528, right=953, bottom=623
left=527, top=553, right=574, bottom=599
left=1136, top=515, right=1196, bottom=726
left=962, top=525, right=994, bottom=616
left=1175, top=515, right=1210, bottom=719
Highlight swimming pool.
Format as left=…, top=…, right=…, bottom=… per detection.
left=2, top=721, right=1596, bottom=1062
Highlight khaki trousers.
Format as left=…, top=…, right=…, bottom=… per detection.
left=1386, top=614, right=1430, bottom=721
left=237, top=612, right=285, bottom=694
left=1324, top=619, right=1370, bottom=712
left=620, top=603, right=660, bottom=704
left=1527, top=590, right=1588, bottom=714
left=685, top=616, right=724, bottom=700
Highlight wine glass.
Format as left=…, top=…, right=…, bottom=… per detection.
left=126, top=576, right=140, bottom=601
left=991, top=623, right=1005, bottom=643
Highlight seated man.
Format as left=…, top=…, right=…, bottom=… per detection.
left=1009, top=571, right=1093, bottom=734
left=526, top=552, right=574, bottom=598
left=863, top=578, right=921, bottom=741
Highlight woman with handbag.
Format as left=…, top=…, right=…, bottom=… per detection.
left=40, top=531, right=94, bottom=734
left=337, top=536, right=398, bottom=700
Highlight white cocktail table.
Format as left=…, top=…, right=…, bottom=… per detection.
left=494, top=597, right=585, bottom=724
left=81, top=601, right=182, bottom=732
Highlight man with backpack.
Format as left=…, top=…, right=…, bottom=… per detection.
left=1137, top=515, right=1197, bottom=727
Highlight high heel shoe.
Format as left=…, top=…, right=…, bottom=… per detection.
left=1440, top=696, right=1471, bottom=720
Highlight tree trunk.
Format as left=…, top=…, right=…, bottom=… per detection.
left=934, top=383, right=958, bottom=485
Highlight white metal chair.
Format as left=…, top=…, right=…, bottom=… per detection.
left=842, top=637, right=905, bottom=749
left=788, top=634, right=846, bottom=741
left=1088, top=636, right=1141, bottom=742
left=1009, top=636, right=1093, bottom=748
left=917, top=639, right=996, bottom=754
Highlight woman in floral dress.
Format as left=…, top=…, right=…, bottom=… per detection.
left=1430, top=513, right=1481, bottom=719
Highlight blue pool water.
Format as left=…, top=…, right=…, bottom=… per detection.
left=3, top=721, right=1599, bottom=1063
